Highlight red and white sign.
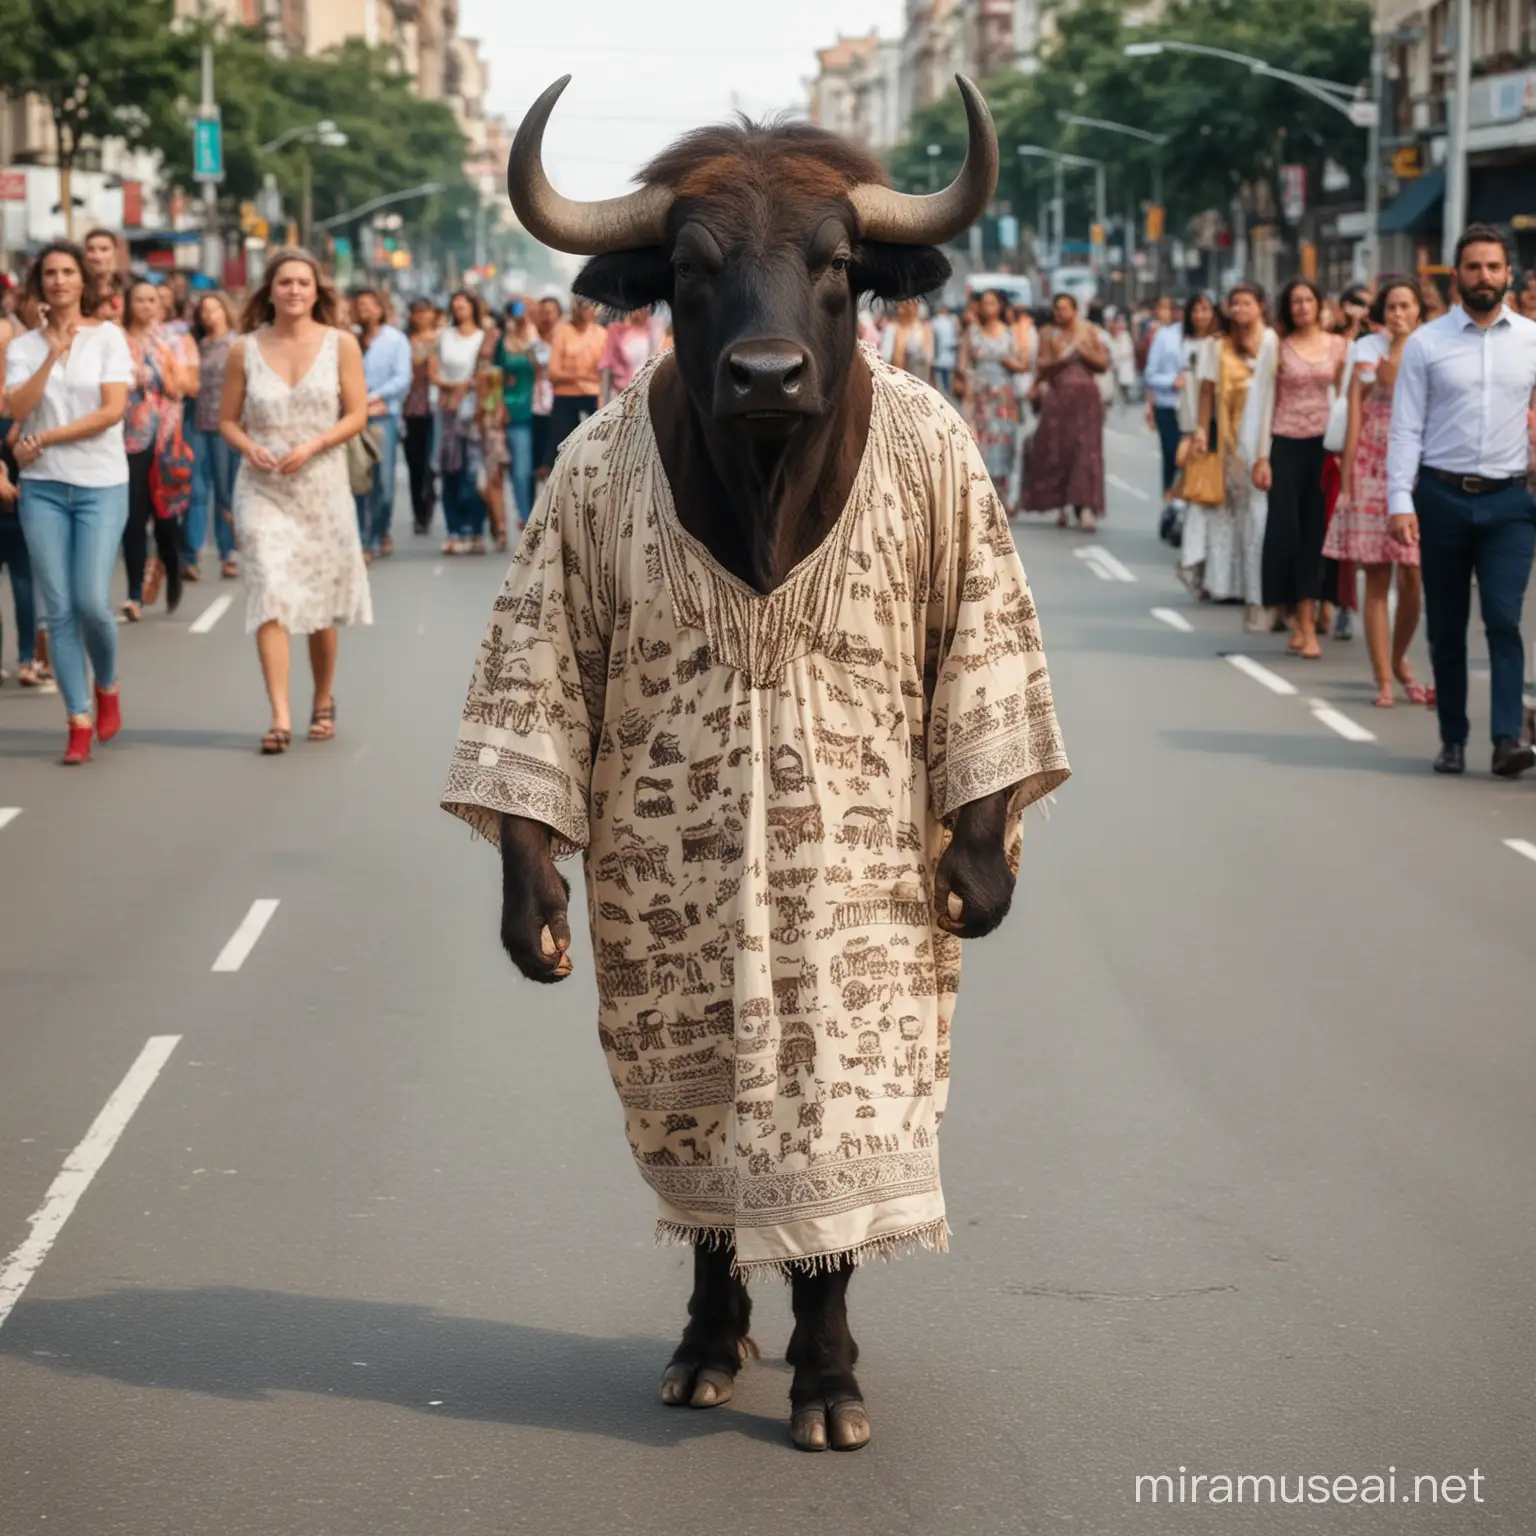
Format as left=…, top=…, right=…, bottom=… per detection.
left=122, top=180, right=143, bottom=227
left=0, top=170, right=26, bottom=202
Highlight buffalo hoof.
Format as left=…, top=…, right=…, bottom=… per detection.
left=659, top=1335, right=758, bottom=1409
left=790, top=1397, right=871, bottom=1452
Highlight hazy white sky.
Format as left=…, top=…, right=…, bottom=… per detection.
left=458, top=0, right=905, bottom=203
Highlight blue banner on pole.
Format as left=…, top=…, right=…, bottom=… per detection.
left=193, top=117, right=223, bottom=182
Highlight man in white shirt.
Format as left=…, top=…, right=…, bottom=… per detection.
left=1386, top=224, right=1536, bottom=777
left=930, top=303, right=958, bottom=395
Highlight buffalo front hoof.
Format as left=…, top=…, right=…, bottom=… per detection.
left=660, top=1362, right=736, bottom=1408
left=790, top=1398, right=870, bottom=1452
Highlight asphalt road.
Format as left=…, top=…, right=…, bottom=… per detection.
left=1, top=418, right=1533, bottom=1534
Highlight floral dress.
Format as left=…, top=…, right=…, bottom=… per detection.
left=962, top=324, right=1019, bottom=479
left=232, top=327, right=372, bottom=635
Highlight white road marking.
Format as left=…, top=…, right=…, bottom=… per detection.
left=1308, top=699, right=1377, bottom=743
left=1503, top=838, right=1536, bottom=864
left=432, top=564, right=444, bottom=576
left=352, top=742, right=371, bottom=762
left=188, top=594, right=234, bottom=634
left=416, top=621, right=426, bottom=636
left=0, top=1035, right=181, bottom=1333
left=211, top=899, right=280, bottom=972
left=0, top=808, right=20, bottom=831
left=1151, top=607, right=1194, bottom=632
left=1106, top=473, right=1151, bottom=502
left=1224, top=653, right=1298, bottom=696
left=1072, top=545, right=1137, bottom=582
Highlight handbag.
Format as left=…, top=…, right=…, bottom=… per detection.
left=1174, top=421, right=1225, bottom=506
left=149, top=416, right=194, bottom=522
left=346, top=423, right=383, bottom=496
left=1322, top=393, right=1348, bottom=454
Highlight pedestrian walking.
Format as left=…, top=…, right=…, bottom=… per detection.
left=495, top=300, right=539, bottom=529
left=81, top=228, right=120, bottom=287
left=1327, top=276, right=1429, bottom=709
left=930, top=302, right=958, bottom=394
left=1020, top=292, right=1108, bottom=529
left=1143, top=301, right=1187, bottom=511
left=219, top=246, right=372, bottom=756
left=1106, top=312, right=1138, bottom=407
left=186, top=290, right=240, bottom=580
left=120, top=278, right=193, bottom=619
left=954, top=289, right=1023, bottom=510
left=0, top=418, right=37, bottom=686
left=472, top=315, right=510, bottom=552
left=1181, top=282, right=1271, bottom=610
left=880, top=299, right=934, bottom=383
left=1386, top=225, right=1536, bottom=778
left=599, top=307, right=658, bottom=403
left=351, top=286, right=412, bottom=559
left=1149, top=292, right=1220, bottom=545
left=431, top=289, right=489, bottom=556
left=1249, top=278, right=1346, bottom=658
left=543, top=297, right=606, bottom=469
left=402, top=298, right=438, bottom=535
left=4, top=241, right=132, bottom=763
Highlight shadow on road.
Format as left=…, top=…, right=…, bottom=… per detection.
left=0, top=726, right=261, bottom=758
left=0, top=1286, right=789, bottom=1448
left=1161, top=729, right=1431, bottom=776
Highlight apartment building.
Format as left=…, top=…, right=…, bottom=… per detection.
left=1378, top=0, right=1536, bottom=267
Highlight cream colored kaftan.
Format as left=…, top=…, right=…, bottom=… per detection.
left=443, top=346, right=1069, bottom=1278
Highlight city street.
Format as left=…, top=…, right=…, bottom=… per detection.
left=1, top=425, right=1532, bottom=1533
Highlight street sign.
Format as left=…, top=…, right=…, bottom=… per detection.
left=0, top=170, right=24, bottom=202
left=192, top=115, right=223, bottom=183
left=996, top=213, right=1019, bottom=250
left=1089, top=222, right=1105, bottom=245
left=1279, top=164, right=1307, bottom=223
left=1393, top=146, right=1422, bottom=180
left=1348, top=100, right=1379, bottom=129
left=1145, top=204, right=1165, bottom=242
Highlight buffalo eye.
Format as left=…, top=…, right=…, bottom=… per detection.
left=828, top=255, right=850, bottom=277
left=674, top=257, right=694, bottom=281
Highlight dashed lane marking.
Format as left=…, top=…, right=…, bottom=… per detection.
left=1223, top=653, right=1298, bottom=696
left=211, top=899, right=280, bottom=973
left=1151, top=607, right=1194, bottom=632
left=1106, top=473, right=1151, bottom=502
left=1504, top=839, right=1536, bottom=864
left=188, top=594, right=234, bottom=634
left=1308, top=699, right=1377, bottom=743
left=0, top=1035, right=181, bottom=1333
left=1072, top=546, right=1137, bottom=582
left=432, top=564, right=444, bottom=576
left=0, top=808, right=19, bottom=831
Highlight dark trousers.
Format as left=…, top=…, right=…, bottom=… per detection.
left=1415, top=474, right=1536, bottom=745
left=531, top=412, right=551, bottom=476
left=1262, top=433, right=1328, bottom=608
left=403, top=414, right=435, bottom=530
left=0, top=512, right=35, bottom=665
left=541, top=394, right=599, bottom=472
left=123, top=448, right=182, bottom=609
left=1153, top=405, right=1182, bottom=494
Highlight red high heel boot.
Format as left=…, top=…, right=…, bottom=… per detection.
left=95, top=685, right=122, bottom=743
left=63, top=721, right=92, bottom=765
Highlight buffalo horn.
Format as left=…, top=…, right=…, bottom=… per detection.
left=507, top=76, right=674, bottom=255
left=850, top=75, right=999, bottom=246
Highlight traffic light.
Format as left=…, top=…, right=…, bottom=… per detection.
left=1145, top=204, right=1165, bottom=243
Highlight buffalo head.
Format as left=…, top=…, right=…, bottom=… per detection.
left=507, top=76, right=998, bottom=439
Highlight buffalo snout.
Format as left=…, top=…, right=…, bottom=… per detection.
left=715, top=340, right=818, bottom=422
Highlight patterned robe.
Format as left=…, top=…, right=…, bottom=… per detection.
left=443, top=347, right=1070, bottom=1277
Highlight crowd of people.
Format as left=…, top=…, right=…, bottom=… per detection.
left=0, top=231, right=669, bottom=763
left=4, top=221, right=1534, bottom=778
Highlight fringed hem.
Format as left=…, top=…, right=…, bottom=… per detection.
left=654, top=1217, right=951, bottom=1281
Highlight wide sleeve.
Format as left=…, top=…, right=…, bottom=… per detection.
left=441, top=436, right=613, bottom=856
left=99, top=325, right=135, bottom=387
left=923, top=408, right=1070, bottom=829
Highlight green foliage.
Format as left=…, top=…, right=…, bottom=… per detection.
left=0, top=0, right=193, bottom=170
left=147, top=29, right=478, bottom=244
left=889, top=0, right=1372, bottom=239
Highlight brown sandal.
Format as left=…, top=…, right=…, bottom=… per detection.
left=307, top=701, right=336, bottom=742
left=260, top=727, right=292, bottom=755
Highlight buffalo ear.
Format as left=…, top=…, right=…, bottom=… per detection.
left=851, top=242, right=952, bottom=303
left=573, top=249, right=673, bottom=312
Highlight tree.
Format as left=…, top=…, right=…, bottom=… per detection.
left=0, top=0, right=193, bottom=238
left=888, top=0, right=1371, bottom=261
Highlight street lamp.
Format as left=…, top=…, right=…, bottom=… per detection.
left=1058, top=110, right=1170, bottom=293
left=1018, top=144, right=1106, bottom=280
left=258, top=120, right=350, bottom=247
left=1123, top=39, right=1381, bottom=275
left=925, top=142, right=941, bottom=192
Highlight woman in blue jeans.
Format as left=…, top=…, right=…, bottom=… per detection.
left=4, top=241, right=132, bottom=763
left=187, top=291, right=240, bottom=578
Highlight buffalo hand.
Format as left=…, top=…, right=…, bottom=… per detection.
left=499, top=813, right=575, bottom=983
left=934, top=786, right=1017, bottom=940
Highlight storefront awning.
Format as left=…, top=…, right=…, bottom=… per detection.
left=1380, top=167, right=1445, bottom=234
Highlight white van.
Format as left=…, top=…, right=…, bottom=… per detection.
left=1047, top=265, right=1098, bottom=310
left=964, top=272, right=1034, bottom=311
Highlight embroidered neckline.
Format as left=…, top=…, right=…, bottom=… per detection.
left=641, top=346, right=887, bottom=688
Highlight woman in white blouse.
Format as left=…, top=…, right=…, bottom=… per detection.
left=4, top=241, right=131, bottom=764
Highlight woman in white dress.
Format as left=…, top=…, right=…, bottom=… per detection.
left=219, top=247, right=372, bottom=755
